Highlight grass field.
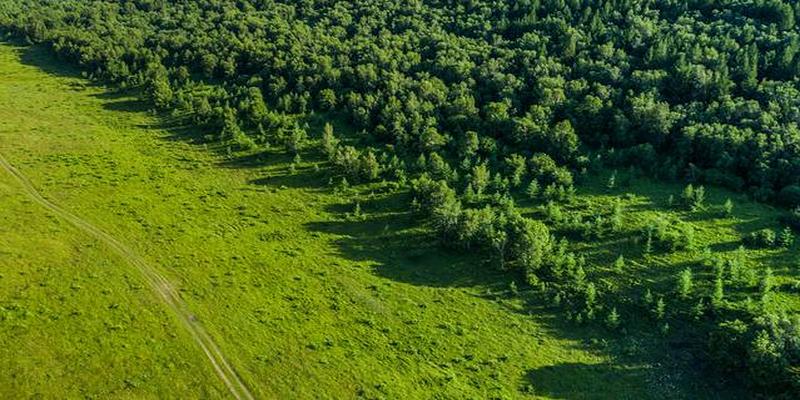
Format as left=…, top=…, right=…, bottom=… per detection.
left=5, top=41, right=796, bottom=398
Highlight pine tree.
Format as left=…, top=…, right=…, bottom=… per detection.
left=526, top=179, right=540, bottom=200
left=681, top=184, right=694, bottom=208
left=691, top=299, right=706, bottom=320
left=677, top=268, right=693, bottom=299
left=613, top=255, right=625, bottom=272
left=693, top=186, right=705, bottom=210
left=605, top=307, right=620, bottom=330
left=778, top=227, right=794, bottom=248
left=722, top=198, right=734, bottom=218
left=584, top=283, right=597, bottom=313
left=759, top=267, right=773, bottom=302
left=642, top=288, right=654, bottom=307
left=607, top=170, right=616, bottom=190
left=712, top=276, right=724, bottom=307
left=644, top=229, right=653, bottom=256
left=654, top=297, right=666, bottom=320
left=321, top=122, right=338, bottom=158
left=610, top=201, right=623, bottom=232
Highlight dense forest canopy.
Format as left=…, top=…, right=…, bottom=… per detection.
left=3, top=0, right=800, bottom=396
left=3, top=0, right=800, bottom=195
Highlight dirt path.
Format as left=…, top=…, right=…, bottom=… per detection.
left=0, top=152, right=255, bottom=400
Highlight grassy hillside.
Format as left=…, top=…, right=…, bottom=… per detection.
left=2, top=0, right=800, bottom=396
left=0, top=43, right=709, bottom=399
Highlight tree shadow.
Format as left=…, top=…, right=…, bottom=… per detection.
left=305, top=191, right=510, bottom=289
left=101, top=98, right=150, bottom=113
left=525, top=362, right=651, bottom=399
left=15, top=42, right=83, bottom=79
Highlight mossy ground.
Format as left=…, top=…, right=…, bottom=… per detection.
left=4, top=42, right=792, bottom=398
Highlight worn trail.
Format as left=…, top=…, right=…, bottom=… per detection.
left=0, top=152, right=254, bottom=400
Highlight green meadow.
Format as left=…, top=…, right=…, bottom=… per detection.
left=3, top=41, right=799, bottom=398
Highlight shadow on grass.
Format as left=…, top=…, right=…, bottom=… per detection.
left=16, top=42, right=82, bottom=79
left=525, top=362, right=650, bottom=400
left=305, top=191, right=511, bottom=289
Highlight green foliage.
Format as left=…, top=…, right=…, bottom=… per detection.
left=605, top=307, right=620, bottom=330
left=642, top=215, right=695, bottom=252
left=778, top=226, right=794, bottom=248
left=613, top=255, right=625, bottom=272
left=6, top=0, right=800, bottom=395
left=759, top=268, right=774, bottom=302
left=745, top=229, right=777, bottom=248
left=677, top=268, right=694, bottom=300
left=681, top=184, right=705, bottom=211
left=654, top=297, right=666, bottom=320
left=607, top=170, right=617, bottom=190
left=722, top=198, right=734, bottom=218
left=712, top=277, right=725, bottom=307
left=525, top=179, right=539, bottom=200
left=321, top=122, right=338, bottom=158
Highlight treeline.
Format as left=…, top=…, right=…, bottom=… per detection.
left=2, top=0, right=800, bottom=395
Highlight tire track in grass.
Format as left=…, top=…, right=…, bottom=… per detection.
left=0, top=152, right=255, bottom=400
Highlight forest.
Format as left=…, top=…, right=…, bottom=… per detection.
left=2, top=0, right=800, bottom=397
